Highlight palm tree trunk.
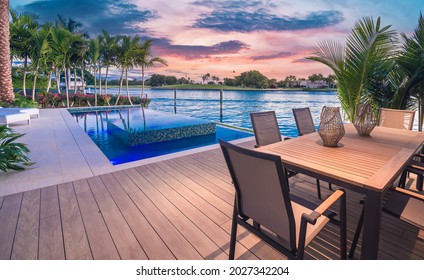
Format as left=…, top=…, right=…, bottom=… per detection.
left=23, top=56, right=28, bottom=96
left=105, top=66, right=109, bottom=95
left=81, top=59, right=86, bottom=94
left=0, top=0, right=14, bottom=102
left=98, top=64, right=102, bottom=96
left=94, top=68, right=97, bottom=106
left=32, top=69, right=38, bottom=100
left=65, top=67, right=70, bottom=107
left=46, top=69, right=52, bottom=93
left=126, top=68, right=132, bottom=105
left=56, top=68, right=61, bottom=94
left=115, top=69, right=124, bottom=106
left=73, top=67, right=77, bottom=93
left=141, top=65, right=145, bottom=98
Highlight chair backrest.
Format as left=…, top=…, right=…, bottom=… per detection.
left=292, top=107, right=316, bottom=136
left=378, top=108, right=415, bottom=130
left=250, top=111, right=282, bottom=146
left=219, top=139, right=297, bottom=251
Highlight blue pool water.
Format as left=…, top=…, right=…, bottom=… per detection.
left=70, top=108, right=252, bottom=164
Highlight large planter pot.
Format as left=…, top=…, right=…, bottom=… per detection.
left=318, top=106, right=345, bottom=147
left=353, top=103, right=376, bottom=136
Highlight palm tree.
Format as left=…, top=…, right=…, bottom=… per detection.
left=135, top=39, right=167, bottom=97
left=99, top=30, right=117, bottom=97
left=308, top=17, right=397, bottom=122
left=88, top=38, right=100, bottom=105
left=0, top=1, right=14, bottom=102
left=51, top=25, right=77, bottom=107
left=29, top=26, right=50, bottom=100
left=115, top=35, right=139, bottom=105
left=9, top=9, right=38, bottom=96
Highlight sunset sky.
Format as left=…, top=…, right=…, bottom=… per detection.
left=11, top=0, right=424, bottom=82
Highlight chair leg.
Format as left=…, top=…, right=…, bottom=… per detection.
left=229, top=200, right=238, bottom=260
left=339, top=190, right=347, bottom=260
left=328, top=183, right=332, bottom=191
left=253, top=221, right=260, bottom=230
left=316, top=179, right=322, bottom=200
left=398, top=170, right=408, bottom=189
left=416, top=174, right=423, bottom=191
left=348, top=205, right=365, bottom=259
left=297, top=219, right=308, bottom=260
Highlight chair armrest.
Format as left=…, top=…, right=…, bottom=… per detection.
left=314, top=189, right=346, bottom=216
left=301, top=189, right=346, bottom=225
left=406, top=160, right=424, bottom=173
left=392, top=187, right=424, bottom=201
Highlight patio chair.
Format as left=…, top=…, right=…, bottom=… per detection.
left=378, top=108, right=415, bottom=130
left=219, top=139, right=347, bottom=260
left=250, top=111, right=283, bottom=148
left=377, top=108, right=423, bottom=190
left=349, top=187, right=424, bottom=259
left=292, top=107, right=333, bottom=198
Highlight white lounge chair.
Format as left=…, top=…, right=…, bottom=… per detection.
left=0, top=112, right=31, bottom=127
left=0, top=107, right=39, bottom=118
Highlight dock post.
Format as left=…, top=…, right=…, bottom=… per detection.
left=220, top=89, right=223, bottom=122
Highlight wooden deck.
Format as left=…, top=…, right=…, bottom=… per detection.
left=1, top=141, right=423, bottom=260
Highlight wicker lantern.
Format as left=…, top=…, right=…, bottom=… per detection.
left=318, top=106, right=345, bottom=147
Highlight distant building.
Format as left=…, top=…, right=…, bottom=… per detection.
left=299, top=80, right=329, bottom=88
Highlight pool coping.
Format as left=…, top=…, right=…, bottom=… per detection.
left=0, top=108, right=255, bottom=197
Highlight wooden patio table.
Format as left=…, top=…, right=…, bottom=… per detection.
left=257, top=124, right=424, bottom=259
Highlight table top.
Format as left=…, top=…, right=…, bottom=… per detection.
left=257, top=124, right=424, bottom=192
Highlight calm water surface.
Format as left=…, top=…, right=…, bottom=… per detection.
left=107, top=88, right=340, bottom=137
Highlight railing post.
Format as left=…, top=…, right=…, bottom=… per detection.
left=174, top=88, right=177, bottom=114
left=220, top=89, right=223, bottom=122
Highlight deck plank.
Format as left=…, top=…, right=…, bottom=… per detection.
left=100, top=172, right=176, bottom=260
left=38, top=186, right=65, bottom=260
left=0, top=193, right=22, bottom=259
left=160, top=160, right=233, bottom=217
left=165, top=158, right=234, bottom=205
left=58, top=182, right=92, bottom=260
left=117, top=169, right=203, bottom=259
left=86, top=176, right=148, bottom=260
left=73, top=179, right=120, bottom=260
left=131, top=165, right=227, bottom=259
left=11, top=189, right=40, bottom=260
left=149, top=162, right=229, bottom=224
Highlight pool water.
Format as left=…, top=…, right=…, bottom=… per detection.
left=70, top=108, right=252, bottom=165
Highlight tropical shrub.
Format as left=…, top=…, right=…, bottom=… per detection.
left=0, top=94, right=39, bottom=108
left=0, top=125, right=33, bottom=172
left=35, top=92, right=150, bottom=108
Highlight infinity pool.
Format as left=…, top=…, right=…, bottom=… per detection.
left=69, top=107, right=252, bottom=165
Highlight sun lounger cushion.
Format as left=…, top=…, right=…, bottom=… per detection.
left=0, top=108, right=39, bottom=118
left=0, top=112, right=31, bottom=127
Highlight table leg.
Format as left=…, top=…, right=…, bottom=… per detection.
left=360, top=189, right=383, bottom=260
